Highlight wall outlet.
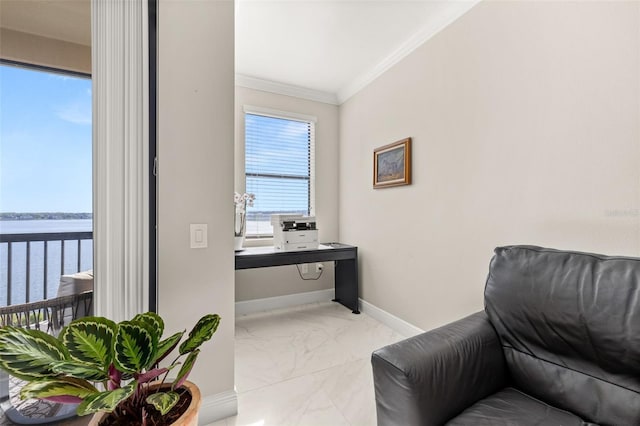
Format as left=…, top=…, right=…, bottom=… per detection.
left=315, top=263, right=324, bottom=273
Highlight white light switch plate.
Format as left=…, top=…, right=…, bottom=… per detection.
left=190, top=224, right=207, bottom=248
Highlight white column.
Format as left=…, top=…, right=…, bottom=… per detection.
left=92, top=0, right=150, bottom=321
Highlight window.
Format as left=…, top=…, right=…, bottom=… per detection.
left=244, top=106, right=316, bottom=237
left=0, top=63, right=93, bottom=303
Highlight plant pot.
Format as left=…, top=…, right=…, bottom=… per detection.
left=88, top=381, right=201, bottom=426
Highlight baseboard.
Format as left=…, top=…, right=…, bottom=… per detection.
left=359, top=298, right=424, bottom=337
left=198, top=389, right=238, bottom=425
left=235, top=288, right=334, bottom=316
left=234, top=290, right=422, bottom=337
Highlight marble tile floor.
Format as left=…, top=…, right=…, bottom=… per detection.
left=0, top=301, right=407, bottom=426
left=212, top=301, right=408, bottom=426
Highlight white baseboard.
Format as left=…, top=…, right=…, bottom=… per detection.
left=235, top=288, right=334, bottom=316
left=199, top=389, right=238, bottom=425
left=359, top=298, right=424, bottom=337
left=234, top=289, right=422, bottom=337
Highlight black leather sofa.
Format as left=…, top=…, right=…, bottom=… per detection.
left=372, top=246, right=640, bottom=425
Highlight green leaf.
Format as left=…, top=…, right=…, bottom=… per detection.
left=133, top=312, right=164, bottom=341
left=61, top=317, right=117, bottom=369
left=146, top=391, right=180, bottom=416
left=179, top=314, right=220, bottom=355
left=152, top=331, right=184, bottom=365
left=51, top=360, right=106, bottom=381
left=76, top=382, right=136, bottom=416
left=20, top=377, right=98, bottom=401
left=173, top=349, right=198, bottom=390
left=113, top=321, right=157, bottom=373
left=0, top=327, right=68, bottom=381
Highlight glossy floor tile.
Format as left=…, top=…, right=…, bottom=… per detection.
left=221, top=301, right=407, bottom=426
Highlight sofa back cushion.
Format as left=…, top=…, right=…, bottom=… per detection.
left=485, top=245, right=640, bottom=425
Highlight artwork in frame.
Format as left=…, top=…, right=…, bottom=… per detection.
left=373, top=137, right=411, bottom=188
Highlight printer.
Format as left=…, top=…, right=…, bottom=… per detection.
left=271, top=214, right=319, bottom=251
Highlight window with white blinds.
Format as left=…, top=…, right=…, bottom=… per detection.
left=244, top=108, right=316, bottom=237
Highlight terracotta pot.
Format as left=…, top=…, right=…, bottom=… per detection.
left=88, top=381, right=201, bottom=426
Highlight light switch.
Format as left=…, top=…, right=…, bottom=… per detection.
left=190, top=224, right=207, bottom=248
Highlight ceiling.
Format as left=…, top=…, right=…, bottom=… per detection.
left=0, top=0, right=478, bottom=104
left=0, top=0, right=90, bottom=46
left=236, top=0, right=478, bottom=103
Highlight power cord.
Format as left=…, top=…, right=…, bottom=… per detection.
left=295, top=264, right=324, bottom=280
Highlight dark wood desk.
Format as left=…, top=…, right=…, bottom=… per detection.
left=235, top=243, right=359, bottom=314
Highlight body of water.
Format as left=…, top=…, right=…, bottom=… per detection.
left=0, top=220, right=93, bottom=306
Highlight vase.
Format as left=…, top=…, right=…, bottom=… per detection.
left=234, top=209, right=246, bottom=251
left=88, top=381, right=201, bottom=426
left=234, top=235, right=245, bottom=251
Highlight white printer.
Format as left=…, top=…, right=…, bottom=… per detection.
left=271, top=214, right=319, bottom=251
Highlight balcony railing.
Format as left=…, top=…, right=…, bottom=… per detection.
left=0, top=232, right=93, bottom=307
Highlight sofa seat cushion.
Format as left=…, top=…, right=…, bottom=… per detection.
left=446, top=388, right=594, bottom=426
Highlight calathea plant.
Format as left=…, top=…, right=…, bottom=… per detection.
left=0, top=312, right=220, bottom=422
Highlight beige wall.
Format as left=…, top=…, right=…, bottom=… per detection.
left=158, top=0, right=235, bottom=403
left=0, top=28, right=90, bottom=74
left=235, top=87, right=339, bottom=301
left=339, top=1, right=640, bottom=331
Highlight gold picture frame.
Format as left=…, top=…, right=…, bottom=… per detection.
left=373, top=138, right=411, bottom=188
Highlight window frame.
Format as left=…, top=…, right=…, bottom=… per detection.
left=241, top=105, right=317, bottom=240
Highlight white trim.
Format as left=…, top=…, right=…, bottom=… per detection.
left=243, top=104, right=317, bottom=123
left=359, top=298, right=424, bottom=338
left=92, top=0, right=149, bottom=320
left=236, top=74, right=339, bottom=105
left=199, top=389, right=238, bottom=425
left=337, top=0, right=481, bottom=104
left=234, top=290, right=423, bottom=338
left=235, top=289, right=334, bottom=316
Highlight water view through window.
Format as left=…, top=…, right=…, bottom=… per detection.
left=0, top=64, right=92, bottom=306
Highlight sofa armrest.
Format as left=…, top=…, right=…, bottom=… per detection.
left=371, top=311, right=508, bottom=425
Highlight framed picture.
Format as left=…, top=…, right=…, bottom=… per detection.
left=373, top=137, right=411, bottom=188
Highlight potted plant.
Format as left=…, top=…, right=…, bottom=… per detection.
left=234, top=191, right=255, bottom=250
left=0, top=311, right=220, bottom=425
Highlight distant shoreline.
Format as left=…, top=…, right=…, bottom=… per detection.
left=0, top=213, right=93, bottom=221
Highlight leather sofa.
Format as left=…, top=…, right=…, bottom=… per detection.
left=371, top=246, right=640, bottom=425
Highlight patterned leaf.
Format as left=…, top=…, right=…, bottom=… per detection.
left=113, top=321, right=157, bottom=373
left=52, top=360, right=106, bottom=381
left=173, top=349, right=198, bottom=390
left=20, top=377, right=98, bottom=401
left=146, top=391, right=180, bottom=415
left=133, top=312, right=164, bottom=342
left=0, top=327, right=68, bottom=380
left=136, top=367, right=168, bottom=384
left=107, top=364, right=122, bottom=390
left=61, top=317, right=117, bottom=368
left=44, top=395, right=84, bottom=404
left=152, top=331, right=184, bottom=365
left=76, top=382, right=136, bottom=416
left=179, top=314, right=220, bottom=355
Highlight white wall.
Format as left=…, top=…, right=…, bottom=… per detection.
left=339, top=0, right=640, bottom=331
left=234, top=86, right=339, bottom=301
left=158, top=0, right=235, bottom=408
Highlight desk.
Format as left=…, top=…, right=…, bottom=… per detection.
left=235, top=243, right=359, bottom=314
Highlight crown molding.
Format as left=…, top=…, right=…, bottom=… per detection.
left=337, top=0, right=481, bottom=104
left=236, top=1, right=480, bottom=106
left=235, top=74, right=339, bottom=105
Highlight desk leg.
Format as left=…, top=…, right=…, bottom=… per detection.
left=334, top=258, right=360, bottom=314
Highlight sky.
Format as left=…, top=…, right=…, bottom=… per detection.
left=0, top=64, right=92, bottom=213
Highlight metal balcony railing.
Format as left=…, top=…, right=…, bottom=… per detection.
left=0, top=232, right=93, bottom=307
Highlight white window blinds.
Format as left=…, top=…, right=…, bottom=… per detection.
left=244, top=109, right=316, bottom=237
